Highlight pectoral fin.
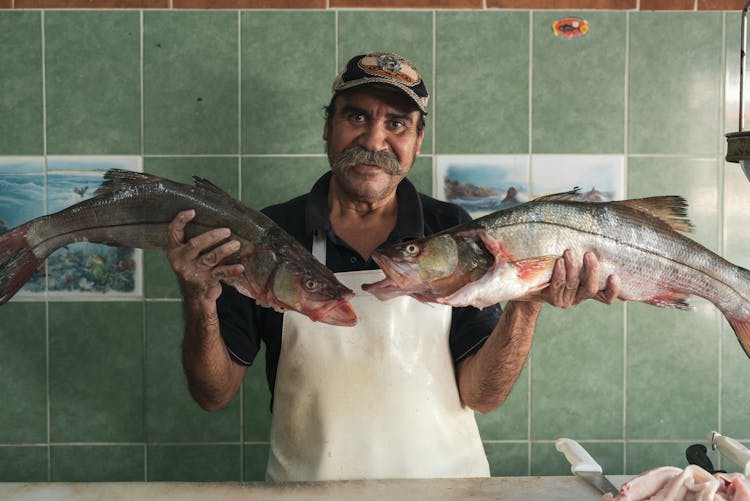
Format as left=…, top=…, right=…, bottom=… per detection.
left=513, top=255, right=558, bottom=283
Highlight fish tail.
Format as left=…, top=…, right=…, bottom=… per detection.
left=726, top=315, right=750, bottom=359
left=0, top=224, right=45, bottom=304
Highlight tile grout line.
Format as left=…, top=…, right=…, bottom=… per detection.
left=236, top=9, right=244, bottom=482
left=622, top=9, right=630, bottom=475
left=717, top=12, right=727, bottom=469
left=432, top=9, right=436, bottom=191
left=40, top=9, right=52, bottom=481
left=139, top=9, right=148, bottom=482
left=527, top=9, right=534, bottom=476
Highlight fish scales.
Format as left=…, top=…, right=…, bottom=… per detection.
left=362, top=190, right=750, bottom=357
left=0, top=169, right=357, bottom=327
left=482, top=201, right=747, bottom=306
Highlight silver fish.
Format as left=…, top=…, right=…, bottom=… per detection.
left=0, top=169, right=357, bottom=327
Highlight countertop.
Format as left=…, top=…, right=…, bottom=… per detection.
left=0, top=476, right=631, bottom=500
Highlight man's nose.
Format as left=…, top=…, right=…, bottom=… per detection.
left=359, top=122, right=389, bottom=152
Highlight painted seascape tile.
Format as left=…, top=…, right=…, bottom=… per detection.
left=0, top=157, right=47, bottom=297
left=44, top=156, right=143, bottom=300
left=435, top=155, right=530, bottom=218
left=530, top=155, right=625, bottom=201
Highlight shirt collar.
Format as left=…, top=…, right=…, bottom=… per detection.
left=305, top=171, right=425, bottom=243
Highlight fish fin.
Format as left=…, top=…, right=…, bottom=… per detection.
left=513, top=256, right=558, bottom=282
left=614, top=196, right=695, bottom=233
left=726, top=316, right=750, bottom=358
left=193, top=176, right=234, bottom=199
left=642, top=292, right=694, bottom=311
left=94, top=169, right=158, bottom=197
left=0, top=224, right=45, bottom=304
left=533, top=187, right=581, bottom=202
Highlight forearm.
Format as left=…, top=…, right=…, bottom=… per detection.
left=181, top=297, right=246, bottom=411
left=456, top=300, right=542, bottom=414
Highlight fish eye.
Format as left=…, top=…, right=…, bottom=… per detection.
left=404, top=244, right=420, bottom=256
left=304, top=279, right=319, bottom=291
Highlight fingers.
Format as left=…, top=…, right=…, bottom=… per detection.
left=542, top=250, right=620, bottom=308
left=168, top=210, right=196, bottom=248
left=574, top=251, right=601, bottom=305
left=542, top=250, right=579, bottom=308
left=596, top=274, right=621, bottom=305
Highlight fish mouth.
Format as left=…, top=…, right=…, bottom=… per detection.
left=314, top=299, right=358, bottom=327
left=362, top=252, right=423, bottom=300
left=370, top=252, right=420, bottom=288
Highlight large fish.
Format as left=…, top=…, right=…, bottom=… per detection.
left=0, top=169, right=357, bottom=327
left=362, top=189, right=750, bottom=357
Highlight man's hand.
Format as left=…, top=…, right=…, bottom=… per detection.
left=166, top=210, right=245, bottom=303
left=523, top=249, right=620, bottom=308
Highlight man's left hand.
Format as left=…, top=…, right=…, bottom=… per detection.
left=526, top=249, right=620, bottom=308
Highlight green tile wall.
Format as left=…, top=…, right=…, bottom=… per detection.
left=1, top=9, right=749, bottom=481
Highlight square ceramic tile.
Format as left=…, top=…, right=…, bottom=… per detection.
left=241, top=11, right=335, bottom=155
left=626, top=301, right=719, bottom=440
left=50, top=445, right=144, bottom=481
left=628, top=12, right=723, bottom=156
left=243, top=443, right=270, bottom=481
left=240, top=156, right=329, bottom=210
left=0, top=446, right=48, bottom=481
left=48, top=302, right=144, bottom=443
left=435, top=11, right=529, bottom=154
left=531, top=302, right=625, bottom=440
left=44, top=11, right=140, bottom=155
left=483, top=442, right=529, bottom=476
left=147, top=444, right=241, bottom=481
left=532, top=441, right=624, bottom=476
left=0, top=12, right=43, bottom=155
left=338, top=10, right=434, bottom=154
left=725, top=12, right=742, bottom=135
left=145, top=302, right=241, bottom=443
left=532, top=12, right=627, bottom=154
left=143, top=11, right=238, bottom=155
left=142, top=157, right=240, bottom=299
left=0, top=303, right=47, bottom=443
left=627, top=157, right=720, bottom=251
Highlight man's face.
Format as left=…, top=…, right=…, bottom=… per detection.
left=323, top=86, right=425, bottom=204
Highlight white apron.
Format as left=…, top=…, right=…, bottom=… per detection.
left=265, top=232, right=490, bottom=482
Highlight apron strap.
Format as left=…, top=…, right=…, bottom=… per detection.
left=312, top=229, right=327, bottom=264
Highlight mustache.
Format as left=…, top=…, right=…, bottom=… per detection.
left=330, top=146, right=403, bottom=175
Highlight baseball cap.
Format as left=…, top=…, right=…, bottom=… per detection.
left=332, top=52, right=429, bottom=115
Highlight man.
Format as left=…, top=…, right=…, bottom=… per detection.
left=167, top=52, right=620, bottom=481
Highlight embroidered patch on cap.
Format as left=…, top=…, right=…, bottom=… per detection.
left=332, top=51, right=430, bottom=114
left=357, top=53, right=421, bottom=87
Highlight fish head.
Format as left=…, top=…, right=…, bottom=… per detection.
left=364, top=232, right=494, bottom=302
left=270, top=257, right=358, bottom=327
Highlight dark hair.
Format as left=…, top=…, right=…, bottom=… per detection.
left=323, top=87, right=426, bottom=132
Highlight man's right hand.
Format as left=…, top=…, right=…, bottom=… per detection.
left=166, top=210, right=245, bottom=303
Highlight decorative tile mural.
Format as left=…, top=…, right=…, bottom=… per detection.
left=435, top=154, right=625, bottom=218
left=0, top=156, right=143, bottom=300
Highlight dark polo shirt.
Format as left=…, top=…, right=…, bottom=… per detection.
left=217, top=171, right=500, bottom=405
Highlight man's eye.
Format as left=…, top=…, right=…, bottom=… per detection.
left=349, top=113, right=366, bottom=122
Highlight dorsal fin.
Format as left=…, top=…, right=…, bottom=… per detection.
left=534, top=187, right=581, bottom=202
left=192, top=176, right=234, bottom=198
left=614, top=196, right=694, bottom=233
left=94, top=169, right=159, bottom=197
